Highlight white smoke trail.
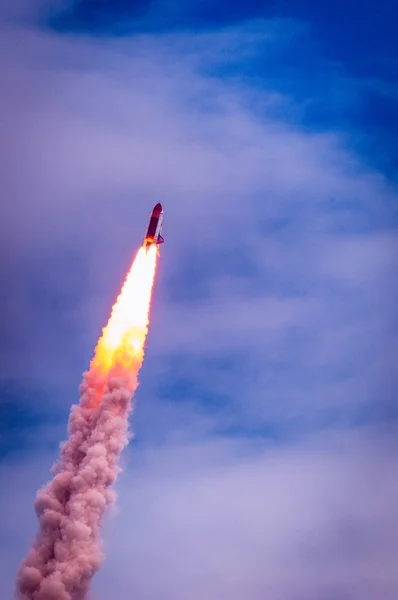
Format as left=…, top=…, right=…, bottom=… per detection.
left=16, top=370, right=136, bottom=600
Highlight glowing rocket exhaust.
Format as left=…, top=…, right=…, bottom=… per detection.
left=16, top=206, right=162, bottom=600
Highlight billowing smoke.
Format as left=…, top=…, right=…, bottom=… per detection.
left=16, top=245, right=158, bottom=599
left=16, top=371, right=133, bottom=599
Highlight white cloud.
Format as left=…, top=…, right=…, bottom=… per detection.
left=2, top=429, right=398, bottom=599
left=1, top=12, right=397, bottom=598
left=0, top=12, right=396, bottom=423
left=92, top=429, right=398, bottom=600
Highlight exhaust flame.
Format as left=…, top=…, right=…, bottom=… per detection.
left=16, top=244, right=158, bottom=600
left=93, top=245, right=157, bottom=376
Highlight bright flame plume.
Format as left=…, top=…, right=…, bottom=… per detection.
left=93, top=244, right=158, bottom=375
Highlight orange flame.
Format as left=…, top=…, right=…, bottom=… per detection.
left=91, top=244, right=158, bottom=377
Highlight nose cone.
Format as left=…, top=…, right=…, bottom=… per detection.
left=154, top=202, right=162, bottom=212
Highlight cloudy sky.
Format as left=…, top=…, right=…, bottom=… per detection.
left=1, top=0, right=397, bottom=598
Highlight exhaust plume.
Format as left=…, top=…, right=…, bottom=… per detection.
left=16, top=245, right=158, bottom=600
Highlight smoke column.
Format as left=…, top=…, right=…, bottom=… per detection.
left=16, top=244, right=158, bottom=600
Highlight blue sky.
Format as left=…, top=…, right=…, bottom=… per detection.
left=1, top=0, right=398, bottom=598
left=50, top=0, right=398, bottom=176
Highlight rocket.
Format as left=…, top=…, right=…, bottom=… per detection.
left=144, top=203, right=164, bottom=249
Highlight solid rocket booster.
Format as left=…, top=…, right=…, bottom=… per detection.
left=144, top=203, right=164, bottom=248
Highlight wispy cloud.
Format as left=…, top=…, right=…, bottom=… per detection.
left=0, top=4, right=397, bottom=598
left=3, top=429, right=398, bottom=599
left=0, top=2, right=396, bottom=426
